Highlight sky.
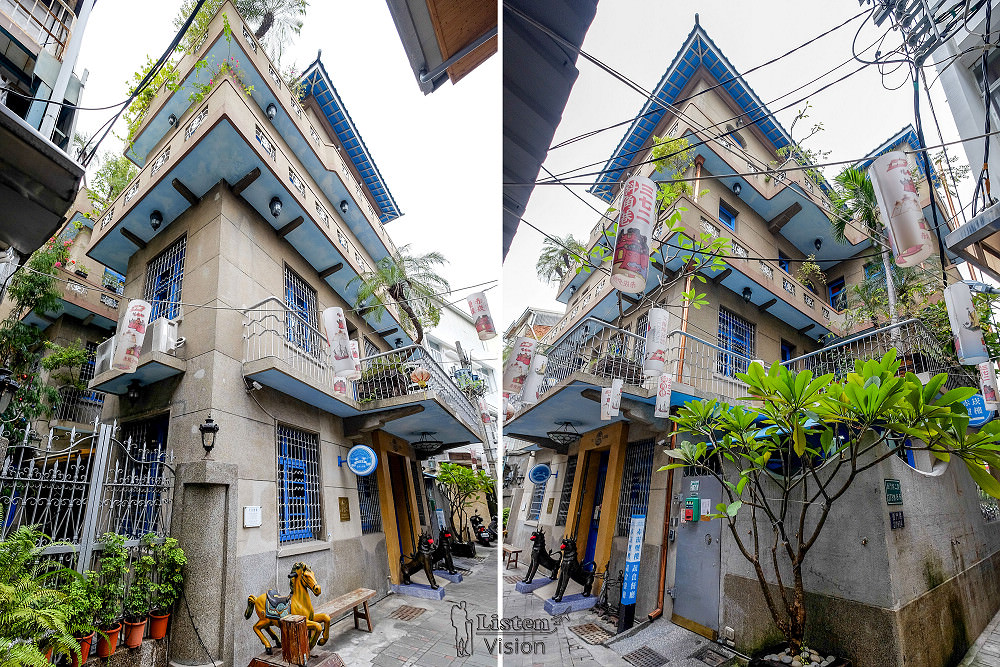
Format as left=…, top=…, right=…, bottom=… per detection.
left=72, top=0, right=500, bottom=317
left=500, top=0, right=974, bottom=329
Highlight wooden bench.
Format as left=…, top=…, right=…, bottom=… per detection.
left=315, top=588, right=377, bottom=633
left=503, top=545, right=522, bottom=570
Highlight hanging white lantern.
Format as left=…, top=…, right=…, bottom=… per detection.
left=503, top=395, right=515, bottom=421
left=520, top=354, right=548, bottom=405
left=944, top=282, right=989, bottom=365
left=467, top=291, right=497, bottom=341
left=502, top=337, right=537, bottom=393
left=643, top=307, right=671, bottom=376
left=610, top=175, right=657, bottom=293
left=346, top=340, right=362, bottom=381
left=600, top=387, right=613, bottom=420
left=321, top=307, right=348, bottom=346
left=868, top=151, right=934, bottom=268
left=478, top=397, right=491, bottom=424
left=112, top=300, right=152, bottom=372
left=322, top=307, right=355, bottom=374
left=980, top=362, right=999, bottom=411
left=654, top=373, right=673, bottom=418
left=610, top=379, right=623, bottom=417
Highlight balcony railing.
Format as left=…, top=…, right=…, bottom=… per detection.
left=53, top=387, right=106, bottom=426
left=0, top=0, right=74, bottom=59
left=243, top=297, right=483, bottom=437
left=781, top=318, right=979, bottom=391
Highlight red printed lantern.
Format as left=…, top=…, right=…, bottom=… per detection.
left=467, top=291, right=497, bottom=341
left=610, top=175, right=657, bottom=293
left=869, top=151, right=933, bottom=268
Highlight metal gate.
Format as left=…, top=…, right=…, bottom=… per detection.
left=0, top=420, right=175, bottom=570
left=671, top=472, right=722, bottom=639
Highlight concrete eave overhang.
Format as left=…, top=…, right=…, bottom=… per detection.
left=89, top=351, right=186, bottom=395
left=0, top=102, right=84, bottom=256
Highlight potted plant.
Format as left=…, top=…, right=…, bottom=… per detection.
left=94, top=533, right=127, bottom=657
left=122, top=547, right=153, bottom=648
left=63, top=570, right=100, bottom=667
left=147, top=534, right=186, bottom=639
left=355, top=353, right=409, bottom=402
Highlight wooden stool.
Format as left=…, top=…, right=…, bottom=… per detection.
left=281, top=615, right=310, bottom=666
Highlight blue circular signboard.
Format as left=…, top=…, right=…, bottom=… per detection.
left=347, top=445, right=378, bottom=476
left=527, top=464, right=551, bottom=485
left=963, top=393, right=995, bottom=428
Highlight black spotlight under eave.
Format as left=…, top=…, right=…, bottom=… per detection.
left=149, top=210, right=163, bottom=231
left=269, top=197, right=282, bottom=218
left=742, top=286, right=753, bottom=303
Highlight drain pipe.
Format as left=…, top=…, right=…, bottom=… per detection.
left=648, top=419, right=677, bottom=622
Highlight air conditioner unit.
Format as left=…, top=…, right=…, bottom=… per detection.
left=95, top=338, right=115, bottom=376
left=141, top=318, right=180, bottom=355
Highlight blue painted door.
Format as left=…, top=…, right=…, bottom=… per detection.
left=584, top=451, right=609, bottom=564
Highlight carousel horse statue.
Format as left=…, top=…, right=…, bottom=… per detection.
left=245, top=562, right=331, bottom=654
left=401, top=532, right=439, bottom=589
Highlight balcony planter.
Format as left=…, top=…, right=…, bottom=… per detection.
left=96, top=623, right=121, bottom=657
left=588, top=355, right=644, bottom=386
left=148, top=612, right=170, bottom=639
left=71, top=632, right=94, bottom=667
left=74, top=269, right=89, bottom=278
left=123, top=619, right=146, bottom=648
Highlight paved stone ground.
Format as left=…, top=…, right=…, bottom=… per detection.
left=500, top=563, right=736, bottom=666
left=322, top=545, right=499, bottom=666
left=960, top=606, right=1000, bottom=667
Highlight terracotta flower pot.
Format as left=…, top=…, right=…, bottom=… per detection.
left=71, top=632, right=94, bottom=667
left=147, top=612, right=169, bottom=640
left=96, top=623, right=121, bottom=658
left=123, top=619, right=145, bottom=648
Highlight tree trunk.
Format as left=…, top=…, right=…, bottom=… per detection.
left=390, top=283, right=424, bottom=344
left=882, top=247, right=898, bottom=324
left=254, top=11, right=274, bottom=40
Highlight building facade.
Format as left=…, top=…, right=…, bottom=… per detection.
left=503, top=21, right=997, bottom=667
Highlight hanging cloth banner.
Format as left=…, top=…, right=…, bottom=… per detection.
left=322, top=307, right=355, bottom=375
left=868, top=151, right=934, bottom=268
left=502, top=337, right=537, bottom=393
left=467, top=291, right=497, bottom=341
left=643, top=307, right=670, bottom=376
left=112, top=300, right=152, bottom=372
left=944, top=282, right=989, bottom=365
left=610, top=176, right=657, bottom=293
left=654, top=373, right=673, bottom=418
left=980, top=362, right=999, bottom=411
left=346, top=340, right=362, bottom=381
left=520, top=354, right=548, bottom=405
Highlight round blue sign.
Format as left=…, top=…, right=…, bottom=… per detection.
left=963, top=393, right=995, bottom=428
left=347, top=445, right=378, bottom=476
left=527, top=464, right=551, bottom=485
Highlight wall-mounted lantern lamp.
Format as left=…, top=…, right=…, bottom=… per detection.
left=199, top=414, right=220, bottom=457
left=149, top=210, right=163, bottom=231
left=269, top=197, right=283, bottom=218
left=742, top=286, right=753, bottom=303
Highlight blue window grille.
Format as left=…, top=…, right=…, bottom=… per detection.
left=102, top=268, right=125, bottom=295
left=828, top=276, right=847, bottom=309
left=283, top=267, right=319, bottom=353
left=555, top=455, right=578, bottom=526
left=143, top=236, right=186, bottom=321
left=527, top=479, right=547, bottom=521
left=780, top=340, right=795, bottom=363
left=718, top=201, right=737, bottom=230
left=616, top=439, right=655, bottom=536
left=718, top=308, right=755, bottom=377
left=277, top=425, right=322, bottom=543
left=778, top=251, right=790, bottom=273
left=357, top=471, right=382, bottom=534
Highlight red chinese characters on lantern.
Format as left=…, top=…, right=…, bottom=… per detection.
left=654, top=373, right=673, bottom=418
left=466, top=291, right=497, bottom=341
left=611, top=176, right=657, bottom=293
left=502, top=336, right=537, bottom=393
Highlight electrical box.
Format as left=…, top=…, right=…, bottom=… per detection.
left=683, top=497, right=700, bottom=523
left=243, top=506, right=262, bottom=528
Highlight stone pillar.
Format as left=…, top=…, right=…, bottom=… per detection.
left=169, top=460, right=238, bottom=667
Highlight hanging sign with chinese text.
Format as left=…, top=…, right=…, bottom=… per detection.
left=611, top=176, right=657, bottom=293
left=527, top=463, right=551, bottom=485
left=621, top=515, right=646, bottom=605
left=112, top=300, right=152, bottom=372
left=346, top=444, right=378, bottom=476
left=963, top=393, right=994, bottom=427
left=467, top=291, right=497, bottom=340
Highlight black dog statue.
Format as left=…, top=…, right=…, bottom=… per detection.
left=551, top=536, right=595, bottom=602
left=522, top=528, right=561, bottom=583
left=401, top=532, right=438, bottom=589
left=431, top=528, right=458, bottom=575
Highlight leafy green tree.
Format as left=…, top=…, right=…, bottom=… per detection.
left=174, top=0, right=308, bottom=61
left=476, top=468, right=497, bottom=518
left=348, top=244, right=450, bottom=345
left=87, top=154, right=139, bottom=216
left=0, top=526, right=79, bottom=667
left=436, top=462, right=484, bottom=542
left=535, top=233, right=585, bottom=285
left=661, top=352, right=1000, bottom=653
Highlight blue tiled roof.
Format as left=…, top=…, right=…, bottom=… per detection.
left=589, top=23, right=798, bottom=202
left=300, top=60, right=402, bottom=223
left=854, top=125, right=932, bottom=180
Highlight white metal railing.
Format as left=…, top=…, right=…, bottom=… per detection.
left=243, top=297, right=484, bottom=438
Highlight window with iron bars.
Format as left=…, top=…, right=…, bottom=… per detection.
left=284, top=266, right=319, bottom=354
left=555, top=456, right=578, bottom=526
left=357, top=471, right=382, bottom=534
left=410, top=459, right=426, bottom=525
left=143, top=236, right=186, bottom=321
left=276, top=425, right=322, bottom=543
left=717, top=308, right=755, bottom=377
left=616, top=439, right=655, bottom=536
left=632, top=313, right=649, bottom=363
left=526, top=479, right=547, bottom=521
left=102, top=268, right=125, bottom=295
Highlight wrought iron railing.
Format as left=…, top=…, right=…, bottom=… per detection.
left=780, top=318, right=979, bottom=391
left=53, top=386, right=106, bottom=426
left=243, top=297, right=484, bottom=438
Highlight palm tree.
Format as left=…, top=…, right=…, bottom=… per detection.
left=348, top=244, right=450, bottom=345
left=829, top=167, right=899, bottom=325
left=535, top=233, right=586, bottom=285
left=175, top=0, right=308, bottom=60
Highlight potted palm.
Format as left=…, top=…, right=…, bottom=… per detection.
left=148, top=534, right=186, bottom=639
left=94, top=533, right=127, bottom=657
left=122, top=548, right=153, bottom=648
left=63, top=570, right=100, bottom=667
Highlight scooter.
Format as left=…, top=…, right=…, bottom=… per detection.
left=470, top=512, right=494, bottom=546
